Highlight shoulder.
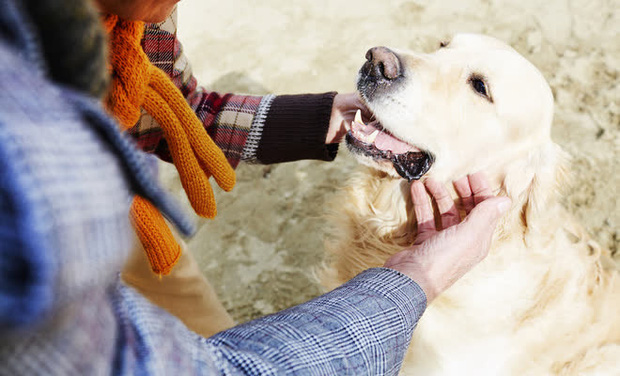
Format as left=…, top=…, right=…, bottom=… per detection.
left=0, top=40, right=132, bottom=327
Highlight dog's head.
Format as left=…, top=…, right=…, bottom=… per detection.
left=347, top=33, right=556, bottom=183
left=347, top=33, right=569, bottom=238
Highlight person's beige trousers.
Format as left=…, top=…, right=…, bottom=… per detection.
left=122, top=238, right=234, bottom=338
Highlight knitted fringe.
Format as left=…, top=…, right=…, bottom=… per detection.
left=104, top=15, right=235, bottom=274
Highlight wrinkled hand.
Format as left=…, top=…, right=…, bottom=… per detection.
left=326, top=93, right=372, bottom=144
left=384, top=173, right=511, bottom=303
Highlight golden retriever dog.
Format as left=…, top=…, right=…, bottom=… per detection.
left=320, top=34, right=620, bottom=375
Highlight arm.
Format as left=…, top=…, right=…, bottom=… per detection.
left=136, top=9, right=338, bottom=168
left=207, top=268, right=424, bottom=375
left=112, top=268, right=425, bottom=375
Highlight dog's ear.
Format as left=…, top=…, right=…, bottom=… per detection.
left=502, top=142, right=569, bottom=244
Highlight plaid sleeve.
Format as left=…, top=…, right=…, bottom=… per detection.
left=137, top=9, right=338, bottom=168
left=135, top=10, right=263, bottom=168
left=109, top=268, right=425, bottom=375
left=208, top=268, right=427, bottom=375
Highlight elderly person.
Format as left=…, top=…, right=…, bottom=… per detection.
left=0, top=0, right=509, bottom=374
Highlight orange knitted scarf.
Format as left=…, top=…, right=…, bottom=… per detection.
left=103, top=15, right=235, bottom=275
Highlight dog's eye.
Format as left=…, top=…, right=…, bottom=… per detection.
left=439, top=40, right=450, bottom=48
left=472, top=79, right=486, bottom=95
left=468, top=75, right=492, bottom=102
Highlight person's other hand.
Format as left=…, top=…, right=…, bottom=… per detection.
left=384, top=173, right=511, bottom=303
left=326, top=93, right=372, bottom=144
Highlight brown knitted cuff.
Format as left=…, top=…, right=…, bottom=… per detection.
left=256, top=92, right=338, bottom=164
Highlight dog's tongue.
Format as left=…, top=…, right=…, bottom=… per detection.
left=374, top=131, right=419, bottom=154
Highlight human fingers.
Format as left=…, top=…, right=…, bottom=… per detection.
left=349, top=95, right=373, bottom=126
left=468, top=172, right=493, bottom=206
left=453, top=175, right=474, bottom=215
left=334, top=93, right=366, bottom=115
left=411, top=180, right=436, bottom=235
left=328, top=93, right=369, bottom=143
left=459, top=196, right=511, bottom=259
left=424, top=178, right=460, bottom=228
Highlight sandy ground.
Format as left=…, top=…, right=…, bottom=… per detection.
left=163, top=0, right=619, bottom=323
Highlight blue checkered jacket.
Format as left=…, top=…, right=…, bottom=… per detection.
left=0, top=1, right=426, bottom=375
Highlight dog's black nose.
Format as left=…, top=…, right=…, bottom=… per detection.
left=362, top=47, right=402, bottom=81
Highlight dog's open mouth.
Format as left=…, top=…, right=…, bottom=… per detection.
left=346, top=110, right=434, bottom=181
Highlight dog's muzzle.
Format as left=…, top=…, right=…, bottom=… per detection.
left=357, top=47, right=403, bottom=100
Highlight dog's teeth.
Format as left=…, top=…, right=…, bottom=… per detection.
left=354, top=109, right=364, bottom=125
left=353, top=130, right=365, bottom=142
left=367, top=130, right=379, bottom=143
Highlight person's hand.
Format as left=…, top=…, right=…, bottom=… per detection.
left=384, top=172, right=511, bottom=303
left=326, top=93, right=372, bottom=144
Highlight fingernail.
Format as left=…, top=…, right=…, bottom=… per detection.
left=497, top=198, right=511, bottom=214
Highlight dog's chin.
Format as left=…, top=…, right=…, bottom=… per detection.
left=345, top=132, right=434, bottom=182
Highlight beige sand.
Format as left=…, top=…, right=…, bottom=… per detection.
left=166, top=0, right=619, bottom=323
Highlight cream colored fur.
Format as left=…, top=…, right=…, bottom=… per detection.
left=320, top=34, right=620, bottom=375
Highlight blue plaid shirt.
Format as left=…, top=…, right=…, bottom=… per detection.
left=0, top=1, right=426, bottom=374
